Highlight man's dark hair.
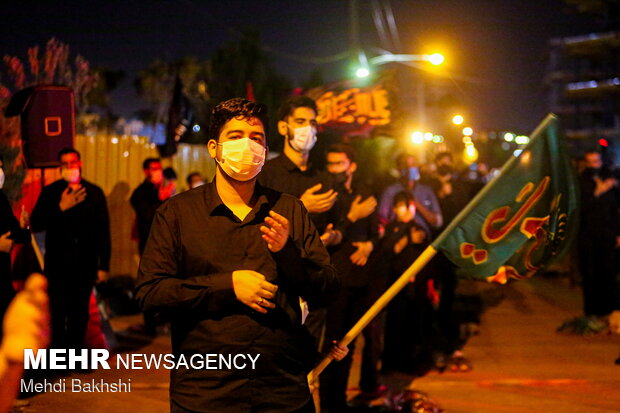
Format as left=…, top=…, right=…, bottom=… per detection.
left=208, top=98, right=269, bottom=142
left=186, top=172, right=201, bottom=186
left=278, top=95, right=317, bottom=121
left=58, top=147, right=81, bottom=161
left=393, top=190, right=414, bottom=207
left=326, top=143, right=356, bottom=163
left=142, top=158, right=161, bottom=170
left=163, top=167, right=177, bottom=180
left=435, top=151, right=453, bottom=163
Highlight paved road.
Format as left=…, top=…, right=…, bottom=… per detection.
left=17, top=276, right=620, bottom=413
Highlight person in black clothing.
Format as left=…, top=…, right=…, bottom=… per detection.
left=0, top=155, right=30, bottom=341
left=258, top=96, right=342, bottom=347
left=319, top=144, right=381, bottom=412
left=130, top=158, right=174, bottom=255
left=131, top=158, right=176, bottom=336
left=381, top=191, right=435, bottom=374
left=135, top=98, right=341, bottom=413
left=30, top=148, right=110, bottom=349
left=578, top=151, right=620, bottom=319
left=259, top=95, right=341, bottom=243
left=427, top=151, right=473, bottom=371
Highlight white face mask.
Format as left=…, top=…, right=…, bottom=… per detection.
left=0, top=168, right=4, bottom=189
left=216, top=138, right=266, bottom=182
left=289, top=125, right=317, bottom=153
left=61, top=167, right=81, bottom=184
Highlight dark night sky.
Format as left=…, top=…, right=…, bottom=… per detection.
left=0, top=0, right=599, bottom=132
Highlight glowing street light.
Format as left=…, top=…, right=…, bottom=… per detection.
left=356, top=67, right=370, bottom=78
left=452, top=115, right=464, bottom=125
left=426, top=53, right=445, bottom=66
left=462, top=126, right=473, bottom=136
left=515, top=135, right=529, bottom=145
left=410, top=131, right=424, bottom=144
left=503, top=132, right=515, bottom=142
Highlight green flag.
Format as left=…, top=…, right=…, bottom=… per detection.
left=432, top=114, right=579, bottom=284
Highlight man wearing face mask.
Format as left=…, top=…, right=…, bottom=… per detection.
left=320, top=144, right=384, bottom=412
left=378, top=153, right=442, bottom=241
left=259, top=96, right=343, bottom=351
left=135, top=98, right=340, bottom=413
left=259, top=96, right=341, bottom=245
left=0, top=155, right=30, bottom=341
left=30, top=148, right=110, bottom=349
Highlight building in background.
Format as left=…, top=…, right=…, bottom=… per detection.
left=546, top=30, right=620, bottom=161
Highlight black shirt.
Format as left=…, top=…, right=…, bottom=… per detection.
left=329, top=184, right=379, bottom=287
left=579, top=170, right=620, bottom=242
left=135, top=180, right=340, bottom=413
left=30, top=179, right=110, bottom=279
left=259, top=154, right=340, bottom=233
left=130, top=180, right=163, bottom=254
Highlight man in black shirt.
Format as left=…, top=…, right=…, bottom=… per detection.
left=319, top=144, right=381, bottom=412
left=259, top=96, right=342, bottom=347
left=136, top=98, right=340, bottom=413
left=259, top=95, right=340, bottom=244
left=30, top=148, right=110, bottom=349
left=130, top=158, right=174, bottom=255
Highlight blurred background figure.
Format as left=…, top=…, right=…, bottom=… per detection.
left=130, top=158, right=174, bottom=336
left=378, top=153, right=442, bottom=241
left=163, top=167, right=178, bottom=197
left=575, top=151, right=619, bottom=331
left=30, top=148, right=110, bottom=350
left=185, top=172, right=204, bottom=190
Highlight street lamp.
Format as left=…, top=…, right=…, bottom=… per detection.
left=427, top=53, right=445, bottom=66
left=356, top=67, right=370, bottom=78
left=452, top=114, right=464, bottom=125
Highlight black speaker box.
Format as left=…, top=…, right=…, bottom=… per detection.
left=6, top=86, right=75, bottom=168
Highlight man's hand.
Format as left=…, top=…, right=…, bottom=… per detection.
left=1, top=273, right=50, bottom=363
left=350, top=241, right=373, bottom=266
left=260, top=211, right=290, bottom=252
left=97, top=270, right=109, bottom=283
left=0, top=232, right=13, bottom=253
left=594, top=177, right=616, bottom=197
left=347, top=195, right=377, bottom=223
left=59, top=186, right=86, bottom=211
left=410, top=227, right=427, bottom=244
left=320, top=223, right=341, bottom=247
left=232, top=270, right=278, bottom=314
left=329, top=340, right=349, bottom=361
left=19, top=206, right=29, bottom=229
left=394, top=235, right=408, bottom=255
left=300, top=184, right=337, bottom=214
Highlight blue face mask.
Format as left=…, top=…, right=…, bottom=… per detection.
left=403, top=167, right=420, bottom=181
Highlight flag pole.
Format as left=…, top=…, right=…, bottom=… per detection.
left=308, top=244, right=437, bottom=384
left=31, top=233, right=44, bottom=271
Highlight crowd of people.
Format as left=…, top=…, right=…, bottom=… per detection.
left=0, top=95, right=619, bottom=413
